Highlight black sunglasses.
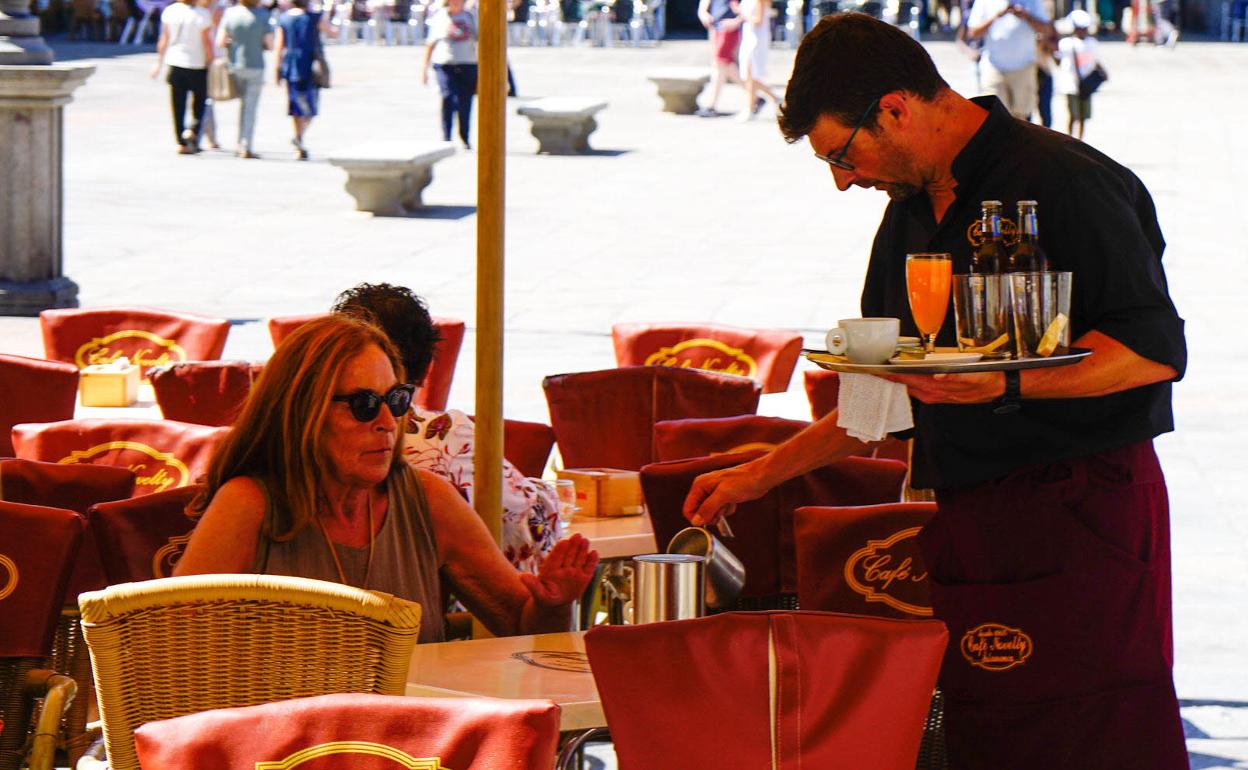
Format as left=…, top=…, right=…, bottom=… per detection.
left=814, top=97, right=881, bottom=171
left=331, top=384, right=415, bottom=422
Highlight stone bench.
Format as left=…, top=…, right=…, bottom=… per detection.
left=646, top=68, right=711, bottom=115
left=327, top=142, right=456, bottom=215
left=516, top=98, right=608, bottom=155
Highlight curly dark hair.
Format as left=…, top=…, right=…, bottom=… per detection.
left=331, top=283, right=442, bottom=387
left=778, top=13, right=949, bottom=143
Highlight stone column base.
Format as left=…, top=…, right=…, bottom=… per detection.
left=0, top=276, right=79, bottom=316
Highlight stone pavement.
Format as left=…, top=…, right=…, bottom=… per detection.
left=2, top=31, right=1246, bottom=767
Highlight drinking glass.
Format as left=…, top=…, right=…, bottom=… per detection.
left=553, top=479, right=577, bottom=527
left=1010, top=271, right=1073, bottom=358
left=905, top=253, right=953, bottom=353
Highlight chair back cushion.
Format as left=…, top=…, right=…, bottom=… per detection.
left=149, top=361, right=265, bottom=426
left=612, top=322, right=803, bottom=393
left=795, top=503, right=937, bottom=619
left=641, top=452, right=907, bottom=598
left=269, top=314, right=465, bottom=411
left=10, top=419, right=227, bottom=497
left=134, top=693, right=561, bottom=770
left=502, top=418, right=557, bottom=479
left=804, top=368, right=839, bottom=419
left=586, top=611, right=948, bottom=770
left=39, top=307, right=230, bottom=375
left=0, top=354, right=79, bottom=457
left=0, top=501, right=84, bottom=657
left=544, top=366, right=761, bottom=471
left=653, top=414, right=808, bottom=462
left=0, top=459, right=136, bottom=597
left=89, top=485, right=202, bottom=584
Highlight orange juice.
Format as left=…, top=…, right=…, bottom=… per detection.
left=906, top=256, right=953, bottom=336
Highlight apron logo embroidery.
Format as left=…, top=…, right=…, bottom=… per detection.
left=843, top=526, right=932, bottom=617
left=960, top=623, right=1033, bottom=671
left=0, top=555, right=19, bottom=601
left=73, top=330, right=188, bottom=370
left=643, top=338, right=759, bottom=380
left=254, top=740, right=450, bottom=769
left=58, top=441, right=191, bottom=493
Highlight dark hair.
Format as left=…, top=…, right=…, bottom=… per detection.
left=289, top=0, right=307, bottom=9
left=778, top=13, right=950, bottom=143
left=331, top=283, right=442, bottom=387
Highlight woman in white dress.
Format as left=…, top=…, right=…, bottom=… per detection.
left=736, top=0, right=781, bottom=121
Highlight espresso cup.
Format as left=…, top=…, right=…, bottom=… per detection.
left=825, top=318, right=900, bottom=364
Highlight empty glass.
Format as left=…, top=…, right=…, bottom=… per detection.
left=952, top=273, right=1014, bottom=359
left=1011, top=271, right=1073, bottom=358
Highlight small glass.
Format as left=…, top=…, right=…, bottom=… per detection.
left=553, top=479, right=577, bottom=527
left=952, top=273, right=1014, bottom=359
left=905, top=253, right=953, bottom=354
left=1010, top=271, right=1073, bottom=358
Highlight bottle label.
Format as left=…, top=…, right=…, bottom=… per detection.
left=966, top=216, right=1019, bottom=249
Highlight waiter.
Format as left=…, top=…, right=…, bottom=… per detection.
left=684, top=13, right=1187, bottom=769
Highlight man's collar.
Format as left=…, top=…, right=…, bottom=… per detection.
left=949, top=96, right=1015, bottom=196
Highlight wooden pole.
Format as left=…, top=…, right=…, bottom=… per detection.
left=473, top=0, right=506, bottom=542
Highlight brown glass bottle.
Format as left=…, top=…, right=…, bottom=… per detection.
left=971, top=200, right=1008, bottom=275
left=1009, top=200, right=1050, bottom=272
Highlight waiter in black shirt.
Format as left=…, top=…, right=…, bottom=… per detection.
left=683, top=13, right=1188, bottom=769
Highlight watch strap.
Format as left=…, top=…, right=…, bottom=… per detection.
left=993, top=369, right=1022, bottom=415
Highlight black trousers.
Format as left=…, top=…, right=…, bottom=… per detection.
left=433, top=63, right=477, bottom=145
left=167, top=65, right=208, bottom=147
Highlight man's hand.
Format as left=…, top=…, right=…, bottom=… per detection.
left=885, top=371, right=1006, bottom=404
left=519, top=533, right=599, bottom=608
left=149, top=64, right=161, bottom=79
left=683, top=462, right=770, bottom=527
left=698, top=10, right=713, bottom=28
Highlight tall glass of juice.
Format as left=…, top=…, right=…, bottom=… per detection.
left=906, top=253, right=953, bottom=354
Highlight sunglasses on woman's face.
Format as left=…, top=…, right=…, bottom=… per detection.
left=331, top=384, right=415, bottom=423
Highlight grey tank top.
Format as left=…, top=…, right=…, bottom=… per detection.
left=252, top=465, right=446, bottom=644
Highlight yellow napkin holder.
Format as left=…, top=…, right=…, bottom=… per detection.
left=79, top=363, right=140, bottom=407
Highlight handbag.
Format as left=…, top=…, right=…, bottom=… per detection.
left=1078, top=64, right=1108, bottom=99
left=207, top=58, right=238, bottom=101
left=311, top=38, right=331, bottom=89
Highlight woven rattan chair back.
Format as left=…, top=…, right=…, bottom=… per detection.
left=78, top=574, right=422, bottom=770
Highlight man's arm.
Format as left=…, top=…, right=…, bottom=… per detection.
left=697, top=0, right=713, bottom=29
left=683, top=411, right=877, bottom=526
left=1007, top=2, right=1053, bottom=35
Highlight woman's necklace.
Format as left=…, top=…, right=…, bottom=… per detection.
left=314, top=490, right=375, bottom=590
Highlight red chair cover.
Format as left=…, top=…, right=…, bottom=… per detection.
left=653, top=414, right=809, bottom=462
left=134, top=693, right=562, bottom=770
left=640, top=452, right=907, bottom=598
left=268, top=314, right=465, bottom=411
left=585, top=611, right=948, bottom=770
left=804, top=368, right=910, bottom=464
left=612, top=322, right=803, bottom=393
left=795, top=502, right=937, bottom=619
left=39, top=307, right=230, bottom=376
left=9, top=419, right=227, bottom=497
left=502, top=418, right=557, bottom=479
left=0, top=501, right=84, bottom=657
left=149, top=361, right=265, bottom=427
left=544, top=366, right=761, bottom=471
left=0, top=459, right=136, bottom=597
left=88, top=485, right=202, bottom=584
left=0, top=354, right=78, bottom=458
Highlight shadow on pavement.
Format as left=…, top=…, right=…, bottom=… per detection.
left=374, top=205, right=477, bottom=220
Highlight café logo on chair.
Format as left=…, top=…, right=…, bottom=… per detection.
left=58, top=441, right=190, bottom=493
left=960, top=623, right=1033, bottom=672
left=152, top=533, right=192, bottom=579
left=74, top=330, right=187, bottom=370
left=643, top=339, right=758, bottom=380
left=254, top=741, right=450, bottom=769
left=0, top=555, right=18, bottom=601
left=843, top=527, right=931, bottom=617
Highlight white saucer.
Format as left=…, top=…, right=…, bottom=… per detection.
left=888, top=352, right=984, bottom=365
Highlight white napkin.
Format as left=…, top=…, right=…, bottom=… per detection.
left=835, top=373, right=914, bottom=443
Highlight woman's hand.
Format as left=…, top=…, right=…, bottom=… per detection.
left=519, top=534, right=599, bottom=608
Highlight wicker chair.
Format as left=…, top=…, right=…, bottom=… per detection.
left=78, top=574, right=423, bottom=770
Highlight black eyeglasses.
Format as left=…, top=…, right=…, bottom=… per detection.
left=331, top=384, right=415, bottom=422
left=814, top=97, right=881, bottom=171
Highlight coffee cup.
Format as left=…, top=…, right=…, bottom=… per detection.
left=825, top=318, right=900, bottom=364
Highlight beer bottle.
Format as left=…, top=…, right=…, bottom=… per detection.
left=1010, top=200, right=1050, bottom=272
left=971, top=200, right=1008, bottom=274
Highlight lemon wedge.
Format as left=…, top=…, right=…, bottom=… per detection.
left=959, top=333, right=1009, bottom=354
left=1036, top=313, right=1069, bottom=357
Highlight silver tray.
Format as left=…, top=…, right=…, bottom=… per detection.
left=803, top=347, right=1092, bottom=375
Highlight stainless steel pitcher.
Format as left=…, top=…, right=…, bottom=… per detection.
left=629, top=553, right=705, bottom=624
left=667, top=526, right=746, bottom=610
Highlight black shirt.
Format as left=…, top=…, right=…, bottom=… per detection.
left=861, top=96, right=1186, bottom=490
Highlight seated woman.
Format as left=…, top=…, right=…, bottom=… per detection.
left=175, top=314, right=597, bottom=643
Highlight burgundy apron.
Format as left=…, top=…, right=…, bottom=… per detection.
left=921, top=441, right=1188, bottom=769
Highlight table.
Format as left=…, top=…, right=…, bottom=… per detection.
left=566, top=512, right=656, bottom=559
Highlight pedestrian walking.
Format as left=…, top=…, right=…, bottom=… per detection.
left=196, top=0, right=226, bottom=150
left=695, top=0, right=743, bottom=117
left=274, top=0, right=326, bottom=160
left=1055, top=9, right=1100, bottom=140
left=150, top=0, right=215, bottom=155
left=420, top=0, right=478, bottom=149
left=1033, top=27, right=1056, bottom=127
left=734, top=0, right=781, bottom=121
left=218, top=0, right=272, bottom=158
left=965, top=0, right=1053, bottom=119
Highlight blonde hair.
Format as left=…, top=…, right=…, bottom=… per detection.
left=190, top=314, right=406, bottom=541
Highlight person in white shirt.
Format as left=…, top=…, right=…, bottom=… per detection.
left=734, top=0, right=781, bottom=122
left=966, top=0, right=1052, bottom=119
left=150, top=0, right=215, bottom=155
left=1054, top=9, right=1100, bottom=140
left=419, top=0, right=478, bottom=148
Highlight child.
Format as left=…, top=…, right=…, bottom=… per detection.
left=1055, top=9, right=1099, bottom=141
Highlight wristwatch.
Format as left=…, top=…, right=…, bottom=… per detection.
left=993, top=370, right=1022, bottom=415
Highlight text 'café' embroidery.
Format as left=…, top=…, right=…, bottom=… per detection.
left=843, top=527, right=932, bottom=617
left=0, top=554, right=18, bottom=601
left=643, top=338, right=759, bottom=379
left=73, top=330, right=188, bottom=369
left=58, top=441, right=190, bottom=493
left=254, top=741, right=451, bottom=770
left=960, top=623, right=1034, bottom=672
